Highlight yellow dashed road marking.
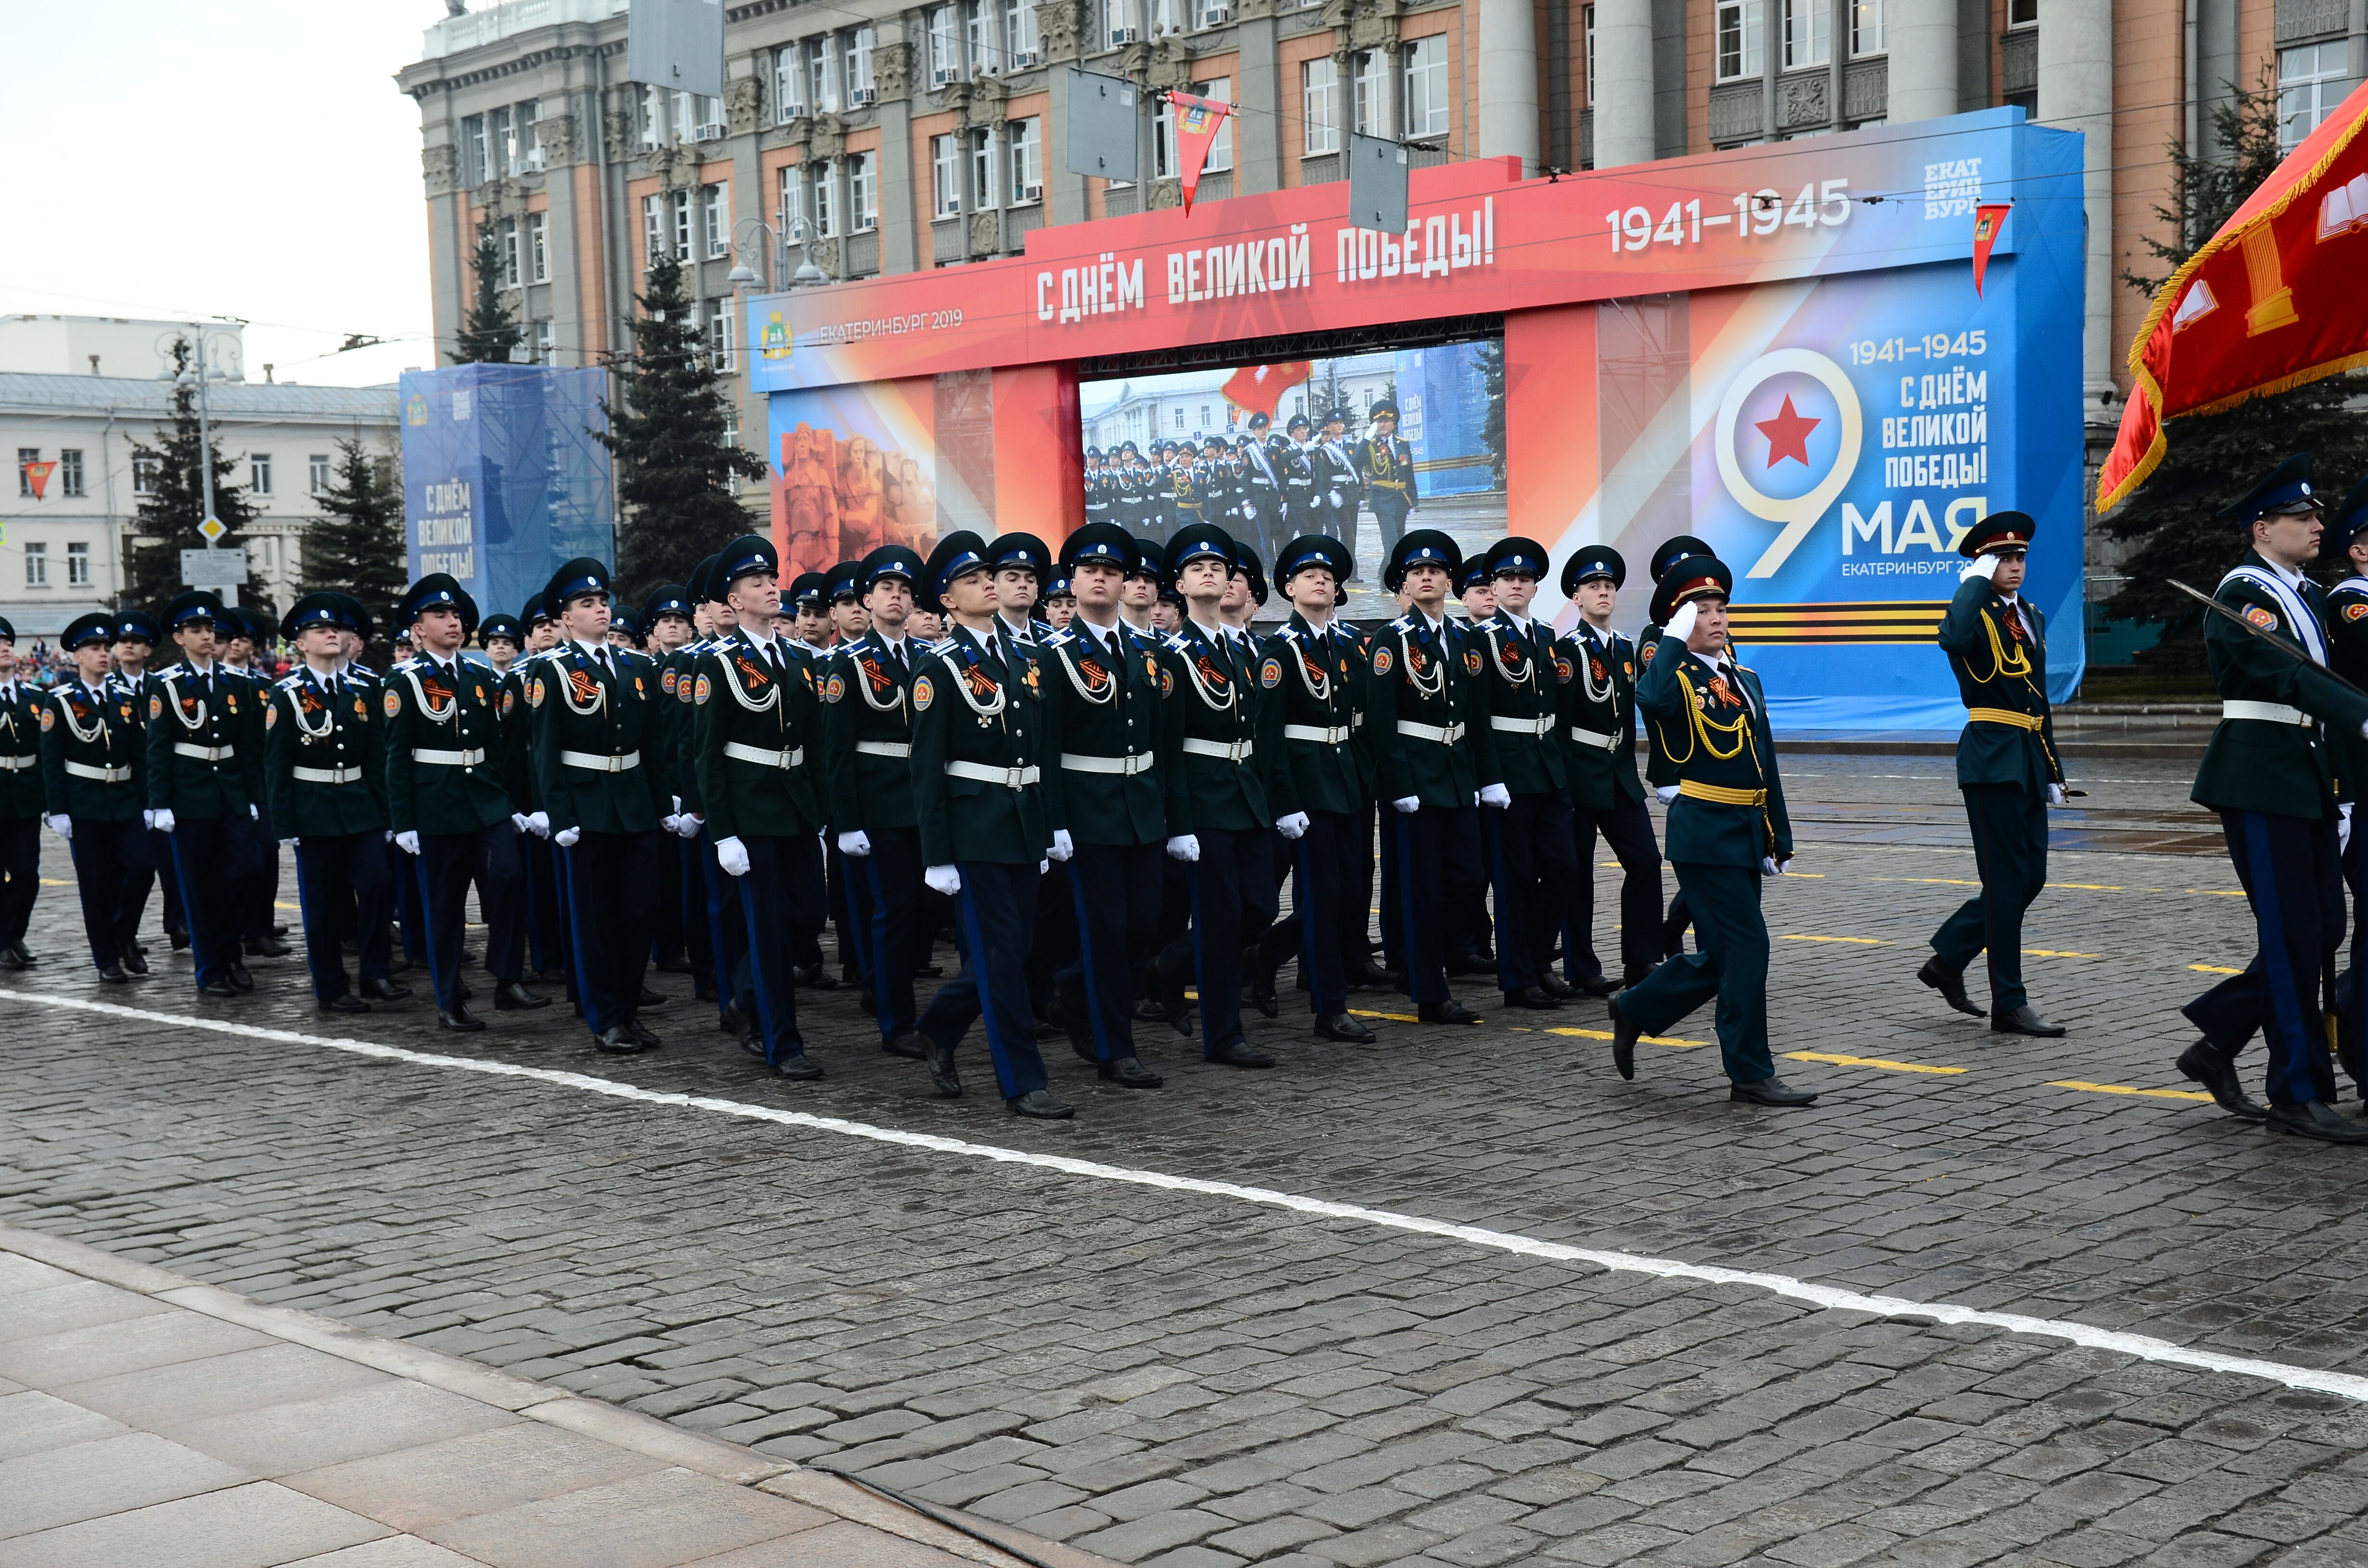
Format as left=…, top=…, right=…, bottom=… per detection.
left=2049, top=1079, right=2214, bottom=1103
left=1782, top=934, right=1888, bottom=945
left=1548, top=1025, right=1707, bottom=1049
left=1782, top=1051, right=1967, bottom=1076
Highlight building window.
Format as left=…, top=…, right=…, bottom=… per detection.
left=963, top=128, right=997, bottom=208
left=966, top=0, right=995, bottom=69
left=309, top=454, right=333, bottom=496
left=707, top=296, right=736, bottom=371
left=850, top=151, right=879, bottom=230
left=1172, top=407, right=1185, bottom=430
left=928, top=6, right=960, bottom=81
left=1352, top=50, right=1384, bottom=135
left=1402, top=38, right=1447, bottom=138
left=643, top=191, right=692, bottom=263
left=849, top=25, right=876, bottom=94
left=2282, top=42, right=2347, bottom=150
left=529, top=212, right=549, bottom=282
left=932, top=134, right=963, bottom=214
left=811, top=159, right=838, bottom=237
left=490, top=106, right=513, bottom=176
left=15, top=449, right=38, bottom=497
left=1201, top=81, right=1233, bottom=171
left=513, top=101, right=544, bottom=172
left=499, top=219, right=522, bottom=288
left=1584, top=5, right=1596, bottom=104
left=1850, top=0, right=1883, bottom=54
left=536, top=319, right=555, bottom=362
left=703, top=182, right=731, bottom=257
left=2006, top=0, right=2035, bottom=24
left=463, top=114, right=489, bottom=184
left=58, top=449, right=84, bottom=497
left=24, top=543, right=46, bottom=588
left=1004, top=0, right=1039, bottom=62
left=638, top=86, right=661, bottom=148
left=1781, top=0, right=1828, bottom=69
left=251, top=455, right=273, bottom=496
left=779, top=161, right=805, bottom=231
left=1303, top=58, right=1339, bottom=154
left=775, top=48, right=804, bottom=119
left=808, top=37, right=839, bottom=113
left=1716, top=0, right=1764, bottom=79
left=67, top=540, right=90, bottom=586
left=1009, top=117, right=1042, bottom=202
left=131, top=453, right=157, bottom=494
left=1151, top=0, right=1181, bottom=34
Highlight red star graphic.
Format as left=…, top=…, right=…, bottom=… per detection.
left=1755, top=394, right=1820, bottom=468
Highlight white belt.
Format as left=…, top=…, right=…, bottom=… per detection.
left=946, top=760, right=1041, bottom=788
left=1492, top=714, right=1555, bottom=738
left=1061, top=751, right=1154, bottom=775
left=1568, top=725, right=1621, bottom=751
left=412, top=747, right=487, bottom=767
left=173, top=742, right=234, bottom=762
left=2222, top=699, right=2311, bottom=727
left=1283, top=724, right=1350, bottom=745
left=292, top=765, right=365, bottom=785
left=855, top=740, right=913, bottom=759
left=1396, top=720, right=1465, bottom=746
left=1182, top=736, right=1256, bottom=763
left=724, top=741, right=806, bottom=770
left=559, top=749, right=641, bottom=772
left=0, top=753, right=33, bottom=772
left=64, top=760, right=133, bottom=783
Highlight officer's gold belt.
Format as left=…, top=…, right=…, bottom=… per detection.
left=1966, top=707, right=2043, bottom=732
left=1677, top=779, right=1768, bottom=807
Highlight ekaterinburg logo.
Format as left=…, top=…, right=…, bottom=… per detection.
left=1714, top=348, right=1862, bottom=578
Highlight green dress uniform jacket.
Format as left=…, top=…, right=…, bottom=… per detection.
left=497, top=665, right=540, bottom=813
left=0, top=682, right=41, bottom=820
left=822, top=630, right=923, bottom=835
left=1635, top=621, right=1686, bottom=789
left=1159, top=620, right=1270, bottom=836
left=109, top=673, right=153, bottom=802
left=2325, top=571, right=2368, bottom=795
left=1257, top=613, right=1364, bottom=819
left=690, top=629, right=826, bottom=843
left=382, top=655, right=512, bottom=836
left=528, top=642, right=667, bottom=835
left=1937, top=577, right=2064, bottom=794
left=1367, top=612, right=1492, bottom=808
left=1558, top=623, right=1646, bottom=809
left=265, top=670, right=388, bottom=838
left=145, top=662, right=263, bottom=818
left=660, top=641, right=711, bottom=818
left=1636, top=637, right=1794, bottom=867
left=1037, top=620, right=1166, bottom=846
left=910, top=625, right=1050, bottom=868
left=1469, top=613, right=1566, bottom=795
left=2191, top=550, right=2368, bottom=818
left=38, top=680, right=143, bottom=822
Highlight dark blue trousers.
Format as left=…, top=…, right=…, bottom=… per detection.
left=1568, top=796, right=1665, bottom=984
left=239, top=802, right=280, bottom=941
left=846, top=825, right=924, bottom=1041
left=65, top=816, right=152, bottom=970
left=392, top=834, right=426, bottom=962
left=523, top=833, right=563, bottom=978
left=697, top=832, right=744, bottom=1025
left=734, top=833, right=824, bottom=1066
left=152, top=825, right=185, bottom=936
left=0, top=817, right=38, bottom=948
left=1484, top=790, right=1579, bottom=992
left=2186, top=809, right=2344, bottom=1109
left=1616, top=861, right=1775, bottom=1086
left=921, top=860, right=1051, bottom=1098
left=1386, top=805, right=1482, bottom=1005
left=1060, top=840, right=1164, bottom=1061
left=166, top=813, right=255, bottom=991
left=1258, top=809, right=1366, bottom=1017
left=560, top=830, right=659, bottom=1036
left=295, top=833, right=393, bottom=1003
left=416, top=825, right=524, bottom=1012
left=1931, top=781, right=2048, bottom=1012
left=1159, top=825, right=1275, bottom=1057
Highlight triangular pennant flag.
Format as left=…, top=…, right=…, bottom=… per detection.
left=1169, top=92, right=1232, bottom=217
left=20, top=461, right=54, bottom=501
left=1971, top=202, right=2011, bottom=297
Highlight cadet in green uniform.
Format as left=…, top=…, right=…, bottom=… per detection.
left=1918, top=511, right=2070, bottom=1037
left=111, top=611, right=175, bottom=955
left=0, top=616, right=40, bottom=968
left=909, top=530, right=1071, bottom=1118
left=2321, top=477, right=2368, bottom=1088
left=501, top=596, right=566, bottom=987
left=39, top=612, right=153, bottom=979
left=1556, top=546, right=1660, bottom=993
left=1608, top=557, right=1817, bottom=1106
left=147, top=591, right=268, bottom=997
left=1637, top=534, right=1716, bottom=957
left=2177, top=456, right=2368, bottom=1141
left=1471, top=537, right=1580, bottom=1010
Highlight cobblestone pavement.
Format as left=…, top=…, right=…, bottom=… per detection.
left=7, top=755, right=2368, bottom=1568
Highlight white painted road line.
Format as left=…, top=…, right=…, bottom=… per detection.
left=10, top=986, right=2367, bottom=1405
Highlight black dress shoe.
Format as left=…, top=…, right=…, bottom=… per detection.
left=1609, top=1000, right=1641, bottom=1080
left=1917, top=955, right=1985, bottom=1017
left=2175, top=1041, right=2268, bottom=1121
left=803, top=966, right=840, bottom=990
left=321, top=994, right=371, bottom=1014
left=739, top=1027, right=767, bottom=1060
left=1348, top=957, right=1398, bottom=989
left=1099, top=1056, right=1164, bottom=1087
left=1034, top=1018, right=1063, bottom=1041
left=243, top=935, right=292, bottom=958
left=917, top=963, right=945, bottom=978
left=197, top=976, right=237, bottom=997
left=1132, top=997, right=1168, bottom=1022
left=438, top=1007, right=485, bottom=1032
left=0, top=949, right=24, bottom=971
left=360, top=977, right=408, bottom=1002
left=1418, top=998, right=1483, bottom=1026
left=1443, top=953, right=1485, bottom=977
left=1159, top=968, right=1195, bottom=1036
left=1992, top=1004, right=2066, bottom=1038
left=925, top=1039, right=963, bottom=1097
left=654, top=956, right=696, bottom=974
left=494, top=982, right=550, bottom=1010
left=536, top=968, right=570, bottom=987
left=1577, top=972, right=1623, bottom=997
left=883, top=1032, right=929, bottom=1060
left=626, top=1020, right=662, bottom=1049
left=858, top=991, right=878, bottom=1017
left=636, top=988, right=668, bottom=1008
left=1732, top=1075, right=1818, bottom=1106
left=227, top=962, right=255, bottom=992
left=1208, top=1039, right=1276, bottom=1068
left=1316, top=1012, right=1378, bottom=1043
left=1621, top=965, right=1658, bottom=988
left=775, top=1053, right=826, bottom=1080
left=1071, top=1037, right=1101, bottom=1065
left=595, top=1024, right=642, bottom=1054
left=1245, top=943, right=1281, bottom=1019
left=120, top=951, right=150, bottom=977
left=168, top=926, right=191, bottom=952
left=1537, top=973, right=1577, bottom=1000
left=1503, top=986, right=1563, bottom=1011
left=270, top=923, right=289, bottom=939
left=1007, top=1089, right=1075, bottom=1119
left=8, top=939, right=33, bottom=964
left=2266, top=1099, right=2368, bottom=1143
left=719, top=1002, right=746, bottom=1036
left=98, top=963, right=129, bottom=984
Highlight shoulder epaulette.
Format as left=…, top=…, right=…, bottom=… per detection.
left=1388, top=615, right=1414, bottom=634
left=1044, top=628, right=1077, bottom=649
left=275, top=673, right=305, bottom=691
left=1162, top=632, right=1192, bottom=652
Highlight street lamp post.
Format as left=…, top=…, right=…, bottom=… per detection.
left=156, top=321, right=245, bottom=605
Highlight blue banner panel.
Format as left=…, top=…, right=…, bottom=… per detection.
left=1394, top=343, right=1498, bottom=499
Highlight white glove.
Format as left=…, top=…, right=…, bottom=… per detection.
left=2046, top=784, right=2067, bottom=807
left=1165, top=833, right=1201, bottom=862
left=1479, top=783, right=1512, bottom=809
left=249, top=803, right=260, bottom=821
left=925, top=863, right=962, bottom=895
left=839, top=829, right=873, bottom=857
left=1962, top=551, right=2001, bottom=582
left=1392, top=795, right=1420, bottom=814
left=1762, top=856, right=1780, bottom=876
left=2344, top=803, right=2356, bottom=854
left=44, top=813, right=71, bottom=840
left=152, top=808, right=176, bottom=834
left=661, top=813, right=682, bottom=835
left=279, top=835, right=298, bottom=847
left=555, top=826, right=581, bottom=848
left=1274, top=812, right=1309, bottom=840
left=675, top=813, right=702, bottom=840
left=141, top=809, right=156, bottom=831
left=1049, top=828, right=1074, bottom=861
left=512, top=812, right=532, bottom=834
left=1665, top=601, right=1700, bottom=645
left=527, top=810, right=551, bottom=838
left=1242, top=503, right=1258, bottom=520
left=671, top=795, right=683, bottom=814
left=1656, top=784, right=1679, bottom=804
left=1327, top=490, right=1343, bottom=508
left=715, top=835, right=751, bottom=877
left=396, top=830, right=422, bottom=856
left=1039, top=858, right=1051, bottom=875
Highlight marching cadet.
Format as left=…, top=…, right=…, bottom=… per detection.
left=1557, top=546, right=1661, bottom=995
left=1280, top=416, right=1319, bottom=539
left=1608, top=556, right=1816, bottom=1106
left=113, top=609, right=177, bottom=956
left=38, top=613, right=153, bottom=979
left=673, top=557, right=739, bottom=1020
left=267, top=593, right=401, bottom=1013
left=1172, top=444, right=1206, bottom=533
left=909, top=529, right=1071, bottom=1118
left=635, top=586, right=697, bottom=981
left=828, top=561, right=872, bottom=645
left=1471, top=538, right=1580, bottom=1010
left=1083, top=448, right=1109, bottom=521
left=2322, top=478, right=2368, bottom=1087
left=825, top=545, right=931, bottom=1060
left=498, top=599, right=564, bottom=987
left=530, top=558, right=670, bottom=1054
left=1041, top=569, right=1077, bottom=632
left=1249, top=534, right=1376, bottom=1042
left=384, top=575, right=541, bottom=1031
left=213, top=604, right=290, bottom=962
left=1368, top=532, right=1489, bottom=1025
left=1238, top=413, right=1286, bottom=563
left=147, top=591, right=267, bottom=998
left=1918, top=510, right=2070, bottom=1039
left=1122, top=538, right=1164, bottom=636
left=1311, top=409, right=1361, bottom=545
left=480, top=613, right=526, bottom=677
left=989, top=533, right=1053, bottom=648
left=1638, top=533, right=1718, bottom=959
left=2177, top=456, right=2368, bottom=1141
left=1036, top=522, right=1168, bottom=1087
left=0, top=617, right=39, bottom=969
left=1153, top=521, right=1279, bottom=1067
left=1355, top=401, right=1418, bottom=564
left=1430, top=556, right=1496, bottom=976
left=789, top=572, right=833, bottom=651
left=693, top=534, right=829, bottom=1079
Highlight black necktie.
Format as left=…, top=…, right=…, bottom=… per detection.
left=893, top=642, right=908, bottom=676
left=766, top=641, right=785, bottom=684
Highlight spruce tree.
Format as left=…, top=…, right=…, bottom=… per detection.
left=452, top=218, right=524, bottom=365
left=123, top=338, right=268, bottom=617
left=301, top=440, right=409, bottom=635
left=1478, top=338, right=1507, bottom=491
left=2104, top=70, right=2368, bottom=670
left=594, top=253, right=768, bottom=600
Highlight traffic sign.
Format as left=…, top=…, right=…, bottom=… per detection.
left=198, top=515, right=226, bottom=544
left=179, top=548, right=247, bottom=589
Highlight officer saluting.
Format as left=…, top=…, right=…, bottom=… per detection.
left=38, top=612, right=154, bottom=980
left=1355, top=401, right=1417, bottom=563
left=147, top=591, right=267, bottom=998
left=1556, top=546, right=1662, bottom=995
left=1918, top=510, right=2069, bottom=1038
left=1608, top=556, right=1817, bottom=1106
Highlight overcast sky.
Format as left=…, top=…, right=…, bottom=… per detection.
left=1, top=1, right=450, bottom=388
